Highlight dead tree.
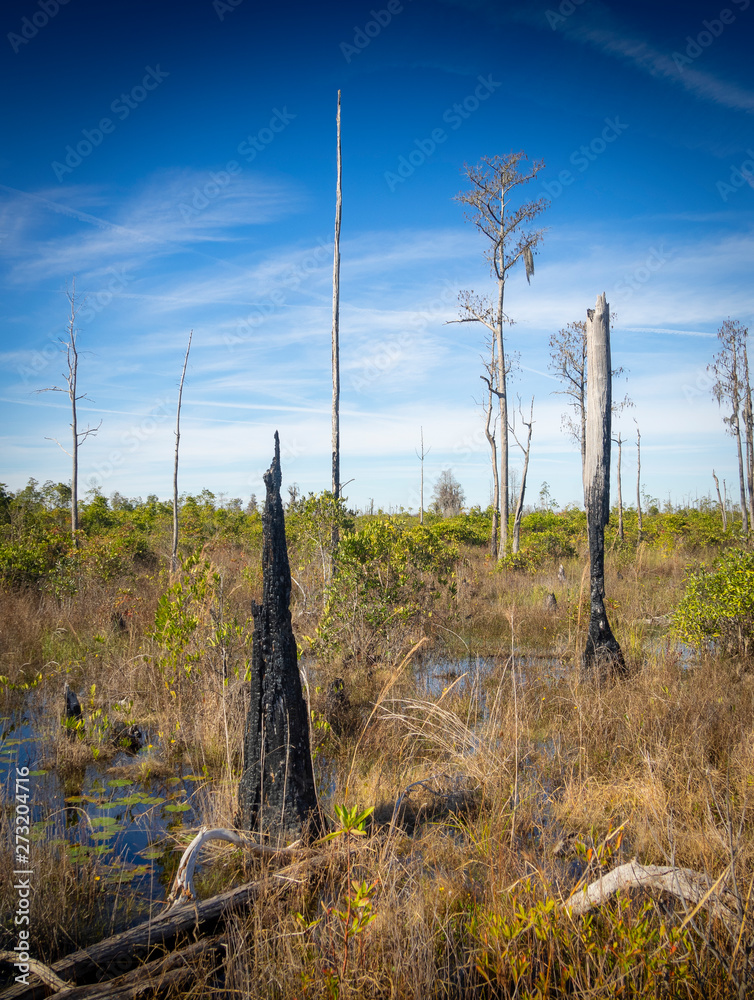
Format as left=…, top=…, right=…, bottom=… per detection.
left=549, top=317, right=630, bottom=482
left=549, top=320, right=588, bottom=473
left=454, top=152, right=547, bottom=557
left=171, top=330, right=193, bottom=573
left=415, top=427, right=430, bottom=525
left=739, top=332, right=754, bottom=531
left=713, top=469, right=727, bottom=530
left=37, top=279, right=101, bottom=543
left=582, top=294, right=625, bottom=680
left=612, top=431, right=624, bottom=540
left=237, top=433, right=322, bottom=843
left=509, top=397, right=534, bottom=555
left=710, top=319, right=749, bottom=535
left=635, top=419, right=643, bottom=542
left=331, top=90, right=342, bottom=555
left=480, top=355, right=500, bottom=556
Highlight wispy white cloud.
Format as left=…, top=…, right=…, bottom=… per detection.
left=572, top=26, right=754, bottom=115
left=0, top=171, right=302, bottom=285
left=457, top=1, right=754, bottom=117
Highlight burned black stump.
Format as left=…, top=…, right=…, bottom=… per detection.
left=582, top=294, right=626, bottom=681
left=583, top=516, right=626, bottom=679
left=237, top=433, right=321, bottom=843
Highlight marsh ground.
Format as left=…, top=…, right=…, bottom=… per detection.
left=0, top=493, right=751, bottom=997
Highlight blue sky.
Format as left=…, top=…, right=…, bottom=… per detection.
left=1, top=0, right=753, bottom=512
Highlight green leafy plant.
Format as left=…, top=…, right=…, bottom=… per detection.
left=308, top=518, right=457, bottom=664
left=672, top=547, right=754, bottom=654
left=151, top=553, right=250, bottom=692
left=296, top=804, right=377, bottom=998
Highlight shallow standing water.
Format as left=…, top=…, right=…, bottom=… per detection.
left=0, top=710, right=208, bottom=905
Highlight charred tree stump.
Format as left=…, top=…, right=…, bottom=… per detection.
left=582, top=294, right=626, bottom=680
left=237, top=433, right=322, bottom=843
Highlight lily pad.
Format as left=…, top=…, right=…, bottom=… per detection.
left=113, top=794, right=149, bottom=807
left=28, top=770, right=48, bottom=777
left=90, top=830, right=118, bottom=841
left=90, top=816, right=121, bottom=828
left=69, top=844, right=110, bottom=859
left=107, top=778, right=133, bottom=788
left=139, top=847, right=166, bottom=860
left=164, top=801, right=191, bottom=813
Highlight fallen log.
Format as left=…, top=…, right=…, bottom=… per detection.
left=564, top=861, right=740, bottom=932
left=48, top=937, right=223, bottom=1000
left=0, top=857, right=318, bottom=1000
left=0, top=957, right=68, bottom=994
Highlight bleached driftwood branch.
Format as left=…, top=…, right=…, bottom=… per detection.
left=166, top=826, right=302, bottom=909
left=0, top=952, right=71, bottom=992
left=565, top=861, right=739, bottom=932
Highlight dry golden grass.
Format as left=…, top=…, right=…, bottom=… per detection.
left=1, top=533, right=752, bottom=996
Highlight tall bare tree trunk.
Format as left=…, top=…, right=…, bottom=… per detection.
left=635, top=422, right=643, bottom=542
left=510, top=398, right=534, bottom=554
left=712, top=470, right=727, bottom=530
left=416, top=427, right=430, bottom=525
left=38, top=279, right=101, bottom=547
left=583, top=294, right=625, bottom=680
left=496, top=207, right=508, bottom=557
left=742, top=341, right=754, bottom=531
left=331, top=91, right=342, bottom=509
left=172, top=330, right=193, bottom=573
left=613, top=432, right=624, bottom=540
left=484, top=385, right=500, bottom=558
left=734, top=413, right=748, bottom=534
left=70, top=297, right=79, bottom=539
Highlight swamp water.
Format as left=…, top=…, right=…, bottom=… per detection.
left=1, top=712, right=207, bottom=908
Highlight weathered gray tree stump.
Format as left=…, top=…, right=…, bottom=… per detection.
left=582, top=294, right=626, bottom=680
left=237, top=433, right=322, bottom=843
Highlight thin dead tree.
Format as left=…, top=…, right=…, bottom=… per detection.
left=477, top=332, right=518, bottom=557
left=37, top=279, right=101, bottom=545
left=710, top=319, right=749, bottom=535
left=171, top=330, right=193, bottom=573
left=635, top=419, right=643, bottom=542
left=712, top=470, right=727, bottom=530
left=549, top=317, right=630, bottom=481
left=454, top=152, right=547, bottom=557
left=415, top=427, right=430, bottom=525
left=480, top=349, right=500, bottom=556
left=741, top=333, right=754, bottom=531
left=549, top=320, right=588, bottom=473
left=509, top=396, right=534, bottom=555
left=331, top=89, right=342, bottom=554
left=612, top=431, right=625, bottom=540
left=582, top=294, right=625, bottom=680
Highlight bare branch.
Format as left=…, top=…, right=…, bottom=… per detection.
left=45, top=436, right=73, bottom=458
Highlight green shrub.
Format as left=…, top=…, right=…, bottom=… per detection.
left=672, top=547, right=754, bottom=654
left=0, top=530, right=70, bottom=587
left=309, top=517, right=457, bottom=664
